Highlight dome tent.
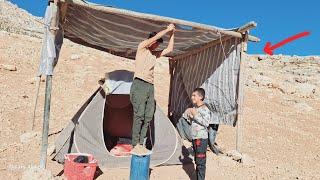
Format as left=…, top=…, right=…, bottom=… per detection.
left=53, top=70, right=193, bottom=168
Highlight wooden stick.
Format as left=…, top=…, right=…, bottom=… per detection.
left=31, top=76, right=41, bottom=130
left=60, top=0, right=259, bottom=42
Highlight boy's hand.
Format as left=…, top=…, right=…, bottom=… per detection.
left=167, top=23, right=175, bottom=31
left=190, top=108, right=197, bottom=117
left=186, top=108, right=197, bottom=119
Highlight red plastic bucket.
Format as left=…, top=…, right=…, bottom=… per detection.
left=64, top=153, right=98, bottom=180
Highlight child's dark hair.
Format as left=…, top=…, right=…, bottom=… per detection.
left=193, top=88, right=205, bottom=101
left=148, top=32, right=164, bottom=43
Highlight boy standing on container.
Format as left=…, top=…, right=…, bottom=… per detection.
left=183, top=88, right=210, bottom=180
left=130, top=24, right=175, bottom=154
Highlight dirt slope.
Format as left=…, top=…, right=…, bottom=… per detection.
left=0, top=1, right=319, bottom=179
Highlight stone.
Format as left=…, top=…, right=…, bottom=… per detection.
left=252, top=75, right=273, bottom=87
left=218, top=156, right=237, bottom=167
left=0, top=64, right=17, bottom=71
left=226, top=150, right=242, bottom=161
left=257, top=55, right=266, bottom=61
left=280, top=98, right=298, bottom=106
left=20, top=131, right=40, bottom=144
left=70, top=54, right=81, bottom=60
left=295, top=83, right=316, bottom=98
left=247, top=61, right=258, bottom=69
left=21, top=167, right=55, bottom=180
left=30, top=77, right=46, bottom=84
left=294, top=102, right=313, bottom=112
left=241, top=154, right=255, bottom=167
left=278, top=82, right=296, bottom=94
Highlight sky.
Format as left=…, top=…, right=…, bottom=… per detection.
left=10, top=0, right=319, bottom=56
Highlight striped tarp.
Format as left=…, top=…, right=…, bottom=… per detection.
left=60, top=1, right=233, bottom=59
left=169, top=37, right=242, bottom=126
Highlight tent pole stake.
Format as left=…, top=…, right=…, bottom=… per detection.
left=39, top=75, right=53, bottom=169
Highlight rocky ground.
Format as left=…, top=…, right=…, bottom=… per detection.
left=0, top=1, right=319, bottom=180
left=0, top=0, right=43, bottom=38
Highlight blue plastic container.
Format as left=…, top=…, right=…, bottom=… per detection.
left=130, top=154, right=151, bottom=180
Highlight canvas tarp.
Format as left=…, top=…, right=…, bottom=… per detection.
left=58, top=0, right=256, bottom=60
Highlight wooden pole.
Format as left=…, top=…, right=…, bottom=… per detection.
left=237, top=21, right=257, bottom=33
left=39, top=0, right=59, bottom=169
left=167, top=59, right=176, bottom=117
left=39, top=75, right=53, bottom=168
left=236, top=31, right=248, bottom=153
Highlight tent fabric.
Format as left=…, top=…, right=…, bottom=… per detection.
left=59, top=1, right=243, bottom=59
left=38, top=3, right=63, bottom=76
left=169, top=37, right=242, bottom=126
left=104, top=70, right=134, bottom=94
left=53, top=71, right=192, bottom=168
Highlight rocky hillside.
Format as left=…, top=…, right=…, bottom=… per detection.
left=0, top=1, right=319, bottom=179
left=246, top=55, right=320, bottom=99
left=0, top=0, right=43, bottom=38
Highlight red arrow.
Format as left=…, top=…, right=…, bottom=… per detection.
left=263, top=31, right=310, bottom=55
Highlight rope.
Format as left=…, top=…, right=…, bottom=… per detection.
left=218, top=32, right=228, bottom=60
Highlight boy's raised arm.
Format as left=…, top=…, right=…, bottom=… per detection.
left=138, top=24, right=175, bottom=50
left=160, top=30, right=175, bottom=57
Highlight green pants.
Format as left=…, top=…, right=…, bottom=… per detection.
left=130, top=78, right=155, bottom=146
